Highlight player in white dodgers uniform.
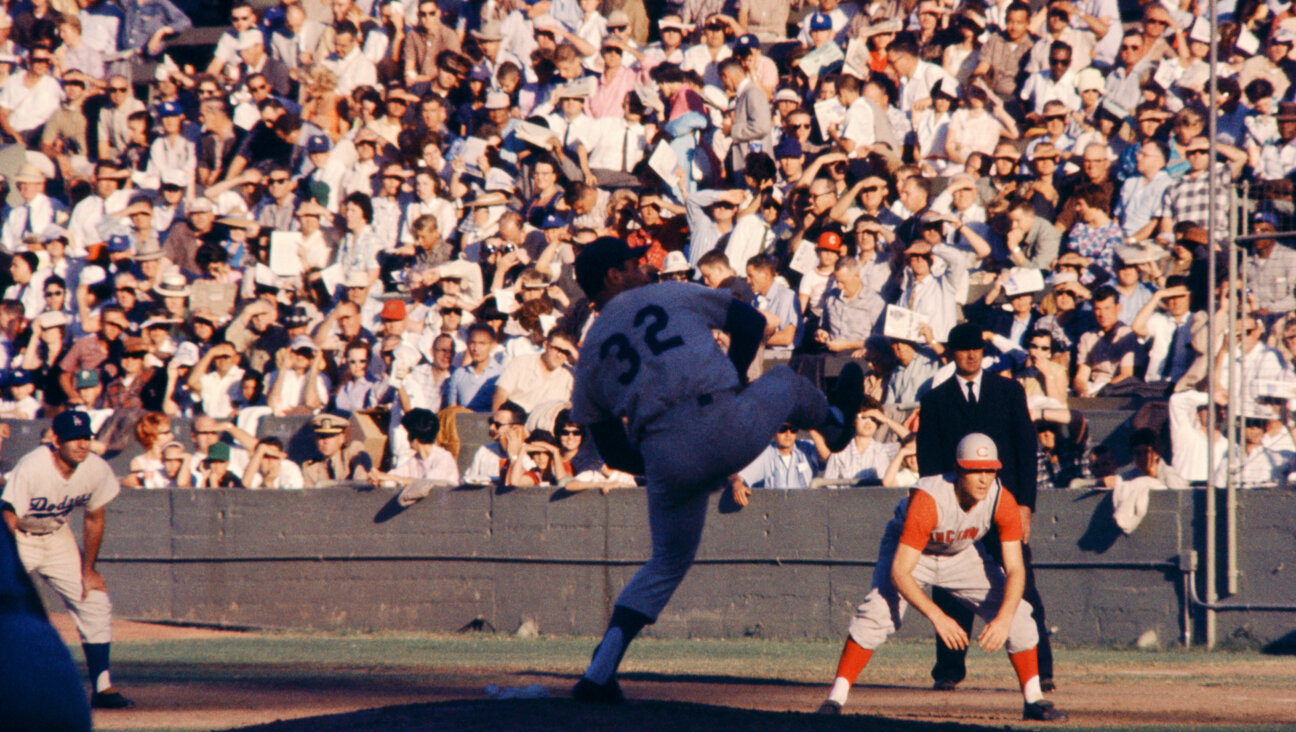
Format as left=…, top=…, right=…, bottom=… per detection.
left=816, top=433, right=1066, bottom=722
left=1, top=411, right=134, bottom=710
left=568, top=237, right=863, bottom=703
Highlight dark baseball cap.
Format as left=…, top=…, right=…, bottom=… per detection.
left=946, top=322, right=985, bottom=351
left=575, top=236, right=648, bottom=298
left=52, top=410, right=94, bottom=441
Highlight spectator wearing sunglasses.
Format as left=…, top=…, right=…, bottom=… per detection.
left=729, top=422, right=821, bottom=507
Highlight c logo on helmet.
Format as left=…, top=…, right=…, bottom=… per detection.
left=976, top=446, right=989, bottom=457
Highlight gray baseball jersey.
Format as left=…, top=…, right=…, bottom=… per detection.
left=2, top=447, right=120, bottom=535
left=571, top=282, right=740, bottom=440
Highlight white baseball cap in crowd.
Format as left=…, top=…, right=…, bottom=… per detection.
left=660, top=250, right=691, bottom=275
left=956, top=433, right=1002, bottom=470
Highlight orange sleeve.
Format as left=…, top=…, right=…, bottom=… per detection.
left=993, top=487, right=1023, bottom=543
left=899, top=491, right=940, bottom=551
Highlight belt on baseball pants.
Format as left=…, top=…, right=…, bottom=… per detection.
left=16, top=527, right=56, bottom=537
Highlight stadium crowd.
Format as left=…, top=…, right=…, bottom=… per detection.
left=1, top=0, right=1295, bottom=494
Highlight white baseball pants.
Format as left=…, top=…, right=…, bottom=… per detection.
left=616, top=365, right=830, bottom=620
left=14, top=525, right=113, bottom=644
left=848, top=515, right=1038, bottom=653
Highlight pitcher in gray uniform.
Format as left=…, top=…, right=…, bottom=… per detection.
left=567, top=236, right=863, bottom=703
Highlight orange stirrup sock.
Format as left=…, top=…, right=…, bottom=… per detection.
left=1009, top=647, right=1044, bottom=703
left=834, top=637, right=874, bottom=684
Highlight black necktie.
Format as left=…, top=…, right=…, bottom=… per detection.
left=966, top=381, right=977, bottom=406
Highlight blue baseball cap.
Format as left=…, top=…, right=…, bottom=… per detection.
left=307, top=134, right=332, bottom=153
left=262, top=5, right=286, bottom=26
left=774, top=137, right=803, bottom=159
left=809, top=12, right=833, bottom=31
left=541, top=211, right=569, bottom=229
left=106, top=234, right=132, bottom=253
left=1254, top=210, right=1280, bottom=228
left=734, top=33, right=760, bottom=53
left=158, top=100, right=184, bottom=117
left=574, top=236, right=649, bottom=297
left=7, top=369, right=33, bottom=387
left=53, top=410, right=94, bottom=441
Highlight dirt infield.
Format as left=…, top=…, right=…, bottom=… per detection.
left=51, top=615, right=1296, bottom=731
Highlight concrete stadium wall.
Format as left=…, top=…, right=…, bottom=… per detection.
left=47, top=487, right=1296, bottom=647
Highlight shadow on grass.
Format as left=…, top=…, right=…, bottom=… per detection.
left=230, top=698, right=1001, bottom=732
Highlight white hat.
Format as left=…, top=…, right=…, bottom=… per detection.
left=238, top=29, right=265, bottom=50
left=290, top=335, right=318, bottom=352
left=955, top=433, right=1002, bottom=470
left=79, top=265, right=107, bottom=287
left=154, top=272, right=191, bottom=298
left=658, top=15, right=691, bottom=32
left=1074, top=66, right=1105, bottom=93
left=774, top=88, right=800, bottom=103
left=160, top=168, right=188, bottom=188
left=484, top=91, right=510, bottom=110
left=35, top=310, right=70, bottom=329
left=1115, top=243, right=1170, bottom=266
left=172, top=341, right=201, bottom=368
left=39, top=224, right=68, bottom=243
left=344, top=270, right=370, bottom=288
left=660, top=250, right=691, bottom=274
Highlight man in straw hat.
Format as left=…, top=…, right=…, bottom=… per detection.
left=2, top=163, right=67, bottom=254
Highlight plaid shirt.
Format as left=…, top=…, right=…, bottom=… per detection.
left=1155, top=163, right=1231, bottom=237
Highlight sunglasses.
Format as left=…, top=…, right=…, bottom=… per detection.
left=859, top=185, right=884, bottom=193
left=439, top=308, right=462, bottom=315
left=1045, top=114, right=1066, bottom=121
left=1187, top=149, right=1209, bottom=156
left=777, top=425, right=796, bottom=433
left=1146, top=18, right=1168, bottom=25
left=560, top=429, right=583, bottom=436
left=270, top=176, right=291, bottom=183
left=489, top=420, right=513, bottom=427
left=45, top=289, right=63, bottom=296
left=1049, top=57, right=1070, bottom=65
left=110, top=86, right=129, bottom=92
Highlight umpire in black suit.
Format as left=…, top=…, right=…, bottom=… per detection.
left=915, top=323, right=1053, bottom=690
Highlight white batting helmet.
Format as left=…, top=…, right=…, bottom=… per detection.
left=955, top=433, right=1002, bottom=470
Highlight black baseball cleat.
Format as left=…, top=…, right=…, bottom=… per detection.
left=1023, top=700, right=1067, bottom=721
left=933, top=679, right=959, bottom=691
left=820, top=363, right=865, bottom=453
left=815, top=700, right=842, bottom=715
left=91, top=688, right=135, bottom=709
left=572, top=676, right=626, bottom=704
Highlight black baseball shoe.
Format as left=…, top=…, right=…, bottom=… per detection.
left=1023, top=700, right=1067, bottom=721
left=819, top=363, right=865, bottom=453
left=91, top=688, right=135, bottom=709
left=815, top=700, right=842, bottom=715
left=572, top=676, right=626, bottom=704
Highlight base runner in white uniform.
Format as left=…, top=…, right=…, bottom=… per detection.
left=568, top=237, right=863, bottom=703
left=816, top=433, right=1066, bottom=722
left=1, top=411, right=134, bottom=710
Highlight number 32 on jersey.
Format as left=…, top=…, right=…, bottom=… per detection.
left=599, top=305, right=685, bottom=384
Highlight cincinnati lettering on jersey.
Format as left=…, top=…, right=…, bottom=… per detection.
left=931, top=527, right=982, bottom=545
left=28, top=494, right=92, bottom=518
